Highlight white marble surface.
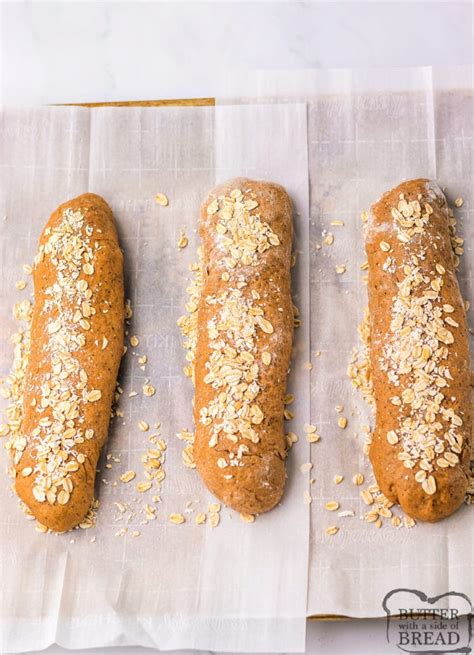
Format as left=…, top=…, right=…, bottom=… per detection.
left=1, top=2, right=473, bottom=654
left=0, top=1, right=472, bottom=104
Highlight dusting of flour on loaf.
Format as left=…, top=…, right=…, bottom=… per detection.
left=353, top=179, right=471, bottom=523
left=179, top=179, right=294, bottom=516
left=16, top=208, right=104, bottom=507
left=2, top=195, right=125, bottom=533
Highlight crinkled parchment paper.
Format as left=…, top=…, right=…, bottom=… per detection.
left=0, top=103, right=310, bottom=653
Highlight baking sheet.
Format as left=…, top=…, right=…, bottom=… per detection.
left=217, top=66, right=474, bottom=618
left=1, top=67, right=472, bottom=652
left=0, top=103, right=310, bottom=653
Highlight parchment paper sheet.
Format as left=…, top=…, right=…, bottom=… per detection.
left=0, top=104, right=310, bottom=653
left=1, top=67, right=473, bottom=653
left=218, top=66, right=474, bottom=618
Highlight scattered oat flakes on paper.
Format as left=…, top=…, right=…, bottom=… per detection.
left=155, top=193, right=169, bottom=206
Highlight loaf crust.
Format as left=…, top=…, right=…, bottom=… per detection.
left=12, top=193, right=124, bottom=532
left=366, top=179, right=470, bottom=522
left=193, top=178, right=293, bottom=514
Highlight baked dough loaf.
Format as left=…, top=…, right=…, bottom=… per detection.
left=366, top=178, right=471, bottom=522
left=193, top=178, right=294, bottom=514
left=12, top=193, right=124, bottom=532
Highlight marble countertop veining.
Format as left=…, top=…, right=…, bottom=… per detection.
left=1, top=1, right=472, bottom=104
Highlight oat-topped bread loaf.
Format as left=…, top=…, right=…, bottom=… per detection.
left=366, top=179, right=471, bottom=522
left=193, top=178, right=294, bottom=515
left=9, top=194, right=124, bottom=532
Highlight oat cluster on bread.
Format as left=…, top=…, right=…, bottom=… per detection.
left=366, top=179, right=471, bottom=522
left=6, top=194, right=124, bottom=532
left=190, top=178, right=294, bottom=515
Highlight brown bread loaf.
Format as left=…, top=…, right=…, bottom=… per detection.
left=11, top=193, right=124, bottom=532
left=193, top=178, right=294, bottom=514
left=366, top=178, right=471, bottom=522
